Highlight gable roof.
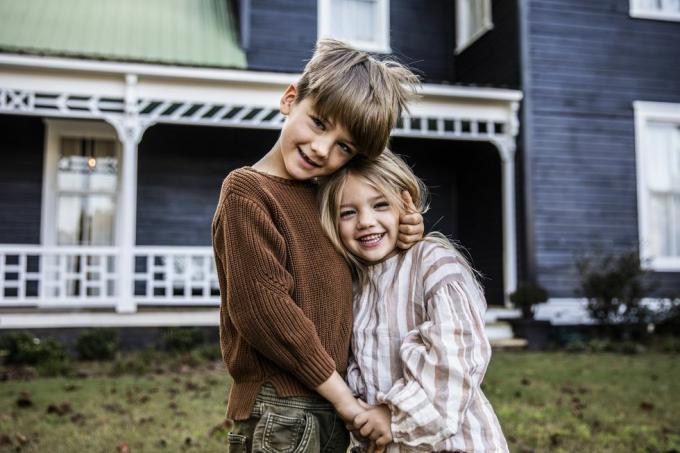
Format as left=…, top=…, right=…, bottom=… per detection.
left=0, top=0, right=246, bottom=69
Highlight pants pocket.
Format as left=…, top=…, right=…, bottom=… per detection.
left=228, top=432, right=249, bottom=453
left=253, top=410, right=319, bottom=453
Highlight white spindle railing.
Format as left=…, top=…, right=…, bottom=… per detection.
left=133, top=246, right=220, bottom=305
left=0, top=245, right=220, bottom=310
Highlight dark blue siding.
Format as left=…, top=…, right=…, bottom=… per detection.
left=526, top=0, right=680, bottom=297
left=455, top=0, right=521, bottom=88
left=0, top=116, right=43, bottom=244
left=136, top=125, right=279, bottom=246
left=246, top=0, right=456, bottom=83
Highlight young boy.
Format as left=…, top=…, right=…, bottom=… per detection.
left=212, top=39, right=420, bottom=452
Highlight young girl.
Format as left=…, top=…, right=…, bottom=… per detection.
left=318, top=150, right=509, bottom=452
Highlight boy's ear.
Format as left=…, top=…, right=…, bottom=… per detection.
left=280, top=84, right=298, bottom=115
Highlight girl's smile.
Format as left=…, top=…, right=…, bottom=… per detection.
left=338, top=174, right=400, bottom=263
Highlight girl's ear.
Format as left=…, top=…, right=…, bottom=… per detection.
left=280, top=84, right=298, bottom=115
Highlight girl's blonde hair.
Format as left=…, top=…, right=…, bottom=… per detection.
left=318, top=149, right=482, bottom=287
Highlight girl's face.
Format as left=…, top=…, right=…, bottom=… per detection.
left=338, top=174, right=400, bottom=264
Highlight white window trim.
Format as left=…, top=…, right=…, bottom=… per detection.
left=41, top=119, right=122, bottom=247
left=634, top=101, right=680, bottom=272
left=630, top=1, right=680, bottom=22
left=455, top=0, right=494, bottom=54
left=317, top=0, right=391, bottom=53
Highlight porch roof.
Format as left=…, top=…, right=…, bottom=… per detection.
left=0, top=0, right=246, bottom=69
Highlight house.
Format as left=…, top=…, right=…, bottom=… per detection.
left=2, top=0, right=673, bottom=339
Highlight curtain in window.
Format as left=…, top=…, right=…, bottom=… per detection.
left=56, top=138, right=118, bottom=246
left=645, top=122, right=680, bottom=258
left=329, top=0, right=377, bottom=44
left=634, top=0, right=680, bottom=12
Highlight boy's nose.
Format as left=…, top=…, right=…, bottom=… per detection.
left=311, top=137, right=332, bottom=160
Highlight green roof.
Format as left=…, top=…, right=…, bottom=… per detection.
left=0, top=0, right=246, bottom=69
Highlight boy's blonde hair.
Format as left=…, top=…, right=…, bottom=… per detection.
left=318, top=149, right=482, bottom=288
left=297, top=39, right=420, bottom=159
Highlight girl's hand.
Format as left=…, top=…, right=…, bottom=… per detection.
left=353, top=404, right=393, bottom=452
left=397, top=191, right=424, bottom=249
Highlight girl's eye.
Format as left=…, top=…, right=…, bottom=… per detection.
left=339, top=209, right=355, bottom=218
left=375, top=201, right=390, bottom=209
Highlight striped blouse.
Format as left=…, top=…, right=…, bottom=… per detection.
left=347, top=239, right=509, bottom=452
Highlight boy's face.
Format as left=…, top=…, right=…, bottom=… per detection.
left=278, top=86, right=358, bottom=180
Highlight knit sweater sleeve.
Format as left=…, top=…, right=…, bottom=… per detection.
left=213, top=191, right=336, bottom=389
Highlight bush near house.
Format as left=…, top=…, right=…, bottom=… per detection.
left=75, top=329, right=120, bottom=361
left=576, top=250, right=657, bottom=339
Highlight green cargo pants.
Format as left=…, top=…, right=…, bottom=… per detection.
left=227, top=384, right=350, bottom=453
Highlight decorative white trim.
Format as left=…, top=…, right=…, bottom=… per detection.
left=633, top=101, right=680, bottom=272
left=0, top=310, right=219, bottom=329
left=0, top=310, right=510, bottom=334
left=630, top=1, right=680, bottom=22
left=0, top=53, right=298, bottom=85
left=317, top=0, right=391, bottom=53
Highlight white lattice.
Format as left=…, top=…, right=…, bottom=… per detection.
left=133, top=247, right=219, bottom=304
left=0, top=245, right=219, bottom=308
left=0, top=87, right=510, bottom=140
left=0, top=246, right=118, bottom=307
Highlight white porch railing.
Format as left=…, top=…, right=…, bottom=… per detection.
left=0, top=245, right=220, bottom=310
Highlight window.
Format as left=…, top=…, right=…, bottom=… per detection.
left=42, top=120, right=121, bottom=247
left=634, top=102, right=680, bottom=271
left=455, top=0, right=493, bottom=54
left=318, top=0, right=390, bottom=53
left=630, top=0, right=680, bottom=22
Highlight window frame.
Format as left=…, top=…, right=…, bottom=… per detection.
left=455, top=0, right=494, bottom=54
left=630, top=0, right=680, bottom=22
left=42, top=119, right=122, bottom=247
left=634, top=101, right=680, bottom=272
left=317, top=0, right=391, bottom=53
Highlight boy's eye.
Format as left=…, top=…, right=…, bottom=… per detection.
left=311, top=116, right=325, bottom=130
left=338, top=143, right=353, bottom=154
left=339, top=209, right=355, bottom=218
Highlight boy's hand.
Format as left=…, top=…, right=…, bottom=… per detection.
left=397, top=191, right=424, bottom=249
left=353, top=404, right=393, bottom=452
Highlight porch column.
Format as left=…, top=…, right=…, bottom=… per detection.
left=495, top=137, right=518, bottom=307
left=107, top=74, right=148, bottom=313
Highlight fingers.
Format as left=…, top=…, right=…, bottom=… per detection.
left=353, top=412, right=368, bottom=428
left=401, top=190, right=417, bottom=213
left=357, top=399, right=372, bottom=410
left=399, top=212, right=422, bottom=227
left=375, top=434, right=391, bottom=447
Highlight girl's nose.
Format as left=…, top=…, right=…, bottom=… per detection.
left=356, top=211, right=375, bottom=229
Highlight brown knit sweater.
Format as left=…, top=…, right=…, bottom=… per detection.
left=211, top=167, right=353, bottom=420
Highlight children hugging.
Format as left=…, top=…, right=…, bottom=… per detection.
left=212, top=39, right=507, bottom=452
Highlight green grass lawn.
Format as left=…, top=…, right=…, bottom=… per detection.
left=1, top=352, right=679, bottom=452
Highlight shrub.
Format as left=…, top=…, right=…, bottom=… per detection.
left=0, top=332, right=67, bottom=366
left=75, top=329, right=119, bottom=360
left=162, top=327, right=205, bottom=352
left=576, top=250, right=654, bottom=330
left=510, top=282, right=548, bottom=319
